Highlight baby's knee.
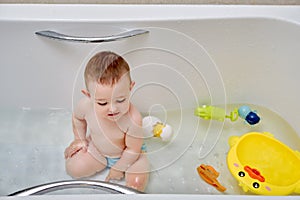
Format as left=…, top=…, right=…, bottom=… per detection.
left=65, top=151, right=106, bottom=178
left=65, top=159, right=86, bottom=178
left=126, top=173, right=149, bottom=192
left=65, top=156, right=99, bottom=178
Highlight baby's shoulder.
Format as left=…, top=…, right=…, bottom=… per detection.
left=73, top=97, right=90, bottom=118
left=128, top=104, right=142, bottom=126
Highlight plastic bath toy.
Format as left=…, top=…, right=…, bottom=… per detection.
left=195, top=105, right=260, bottom=125
left=227, top=132, right=300, bottom=195
left=238, top=105, right=260, bottom=125
left=194, top=105, right=238, bottom=121
left=197, top=164, right=226, bottom=192
left=142, top=116, right=173, bottom=142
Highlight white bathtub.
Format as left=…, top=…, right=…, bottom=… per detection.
left=0, top=4, right=299, bottom=200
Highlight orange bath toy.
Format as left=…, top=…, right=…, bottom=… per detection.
left=197, top=164, right=226, bottom=192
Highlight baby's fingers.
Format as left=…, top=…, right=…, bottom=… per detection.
left=64, top=139, right=88, bottom=159
left=64, top=145, right=81, bottom=158
left=81, top=144, right=88, bottom=152
left=64, top=147, right=75, bottom=159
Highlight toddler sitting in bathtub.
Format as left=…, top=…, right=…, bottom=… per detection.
left=64, top=51, right=149, bottom=192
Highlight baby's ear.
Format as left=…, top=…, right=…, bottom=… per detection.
left=130, top=81, right=135, bottom=91
left=81, top=89, right=91, bottom=98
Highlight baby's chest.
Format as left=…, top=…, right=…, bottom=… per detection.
left=102, top=125, right=125, bottom=141
left=88, top=119, right=125, bottom=140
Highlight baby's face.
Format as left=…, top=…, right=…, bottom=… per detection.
left=88, top=75, right=133, bottom=121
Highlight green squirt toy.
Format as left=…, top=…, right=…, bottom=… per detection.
left=194, top=105, right=260, bottom=125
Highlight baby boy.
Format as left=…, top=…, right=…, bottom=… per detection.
left=64, top=51, right=149, bottom=192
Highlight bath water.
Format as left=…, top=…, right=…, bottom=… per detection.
left=0, top=104, right=299, bottom=195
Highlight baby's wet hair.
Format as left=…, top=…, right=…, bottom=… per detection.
left=84, top=51, right=131, bottom=89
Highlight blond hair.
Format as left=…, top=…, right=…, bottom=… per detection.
left=84, top=51, right=131, bottom=90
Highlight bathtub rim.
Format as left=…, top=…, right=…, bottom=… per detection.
left=1, top=194, right=299, bottom=199
left=0, top=4, right=299, bottom=25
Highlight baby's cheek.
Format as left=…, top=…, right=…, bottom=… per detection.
left=122, top=101, right=130, bottom=111
left=94, top=105, right=106, bottom=114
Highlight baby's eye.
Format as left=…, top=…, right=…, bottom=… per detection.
left=97, top=102, right=108, bottom=106
left=116, top=98, right=126, bottom=103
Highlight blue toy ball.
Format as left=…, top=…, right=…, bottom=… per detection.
left=238, top=105, right=260, bottom=125
left=245, top=111, right=260, bottom=125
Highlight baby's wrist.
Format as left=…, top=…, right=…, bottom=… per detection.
left=74, top=137, right=87, bottom=141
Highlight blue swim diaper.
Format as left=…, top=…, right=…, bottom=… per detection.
left=106, top=143, right=147, bottom=168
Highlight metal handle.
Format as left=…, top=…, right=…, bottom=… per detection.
left=8, top=180, right=143, bottom=196
left=35, top=29, right=149, bottom=43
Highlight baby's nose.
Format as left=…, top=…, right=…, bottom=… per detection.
left=109, top=104, right=118, bottom=112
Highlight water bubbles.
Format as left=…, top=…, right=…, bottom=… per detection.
left=22, top=107, right=31, bottom=111
left=34, top=147, right=40, bottom=153
left=169, top=186, right=175, bottom=192
left=181, top=177, right=186, bottom=185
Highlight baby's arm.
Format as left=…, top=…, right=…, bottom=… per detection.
left=114, top=131, right=143, bottom=171
left=106, top=110, right=144, bottom=180
left=64, top=98, right=89, bottom=159
left=72, top=98, right=89, bottom=140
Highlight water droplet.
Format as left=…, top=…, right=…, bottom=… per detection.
left=22, top=107, right=31, bottom=111
left=34, top=147, right=39, bottom=152
left=181, top=177, right=186, bottom=185
left=169, top=186, right=175, bottom=192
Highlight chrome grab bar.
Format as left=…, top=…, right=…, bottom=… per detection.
left=8, top=180, right=143, bottom=196
left=35, top=29, right=149, bottom=43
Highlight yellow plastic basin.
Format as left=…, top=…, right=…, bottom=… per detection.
left=227, top=132, right=300, bottom=195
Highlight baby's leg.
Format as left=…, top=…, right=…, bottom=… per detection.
left=65, top=148, right=107, bottom=178
left=125, top=154, right=150, bottom=192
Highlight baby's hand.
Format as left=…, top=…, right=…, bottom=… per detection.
left=105, top=168, right=124, bottom=182
left=64, top=139, right=88, bottom=159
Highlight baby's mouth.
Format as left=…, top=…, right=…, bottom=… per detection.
left=107, top=112, right=120, bottom=117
